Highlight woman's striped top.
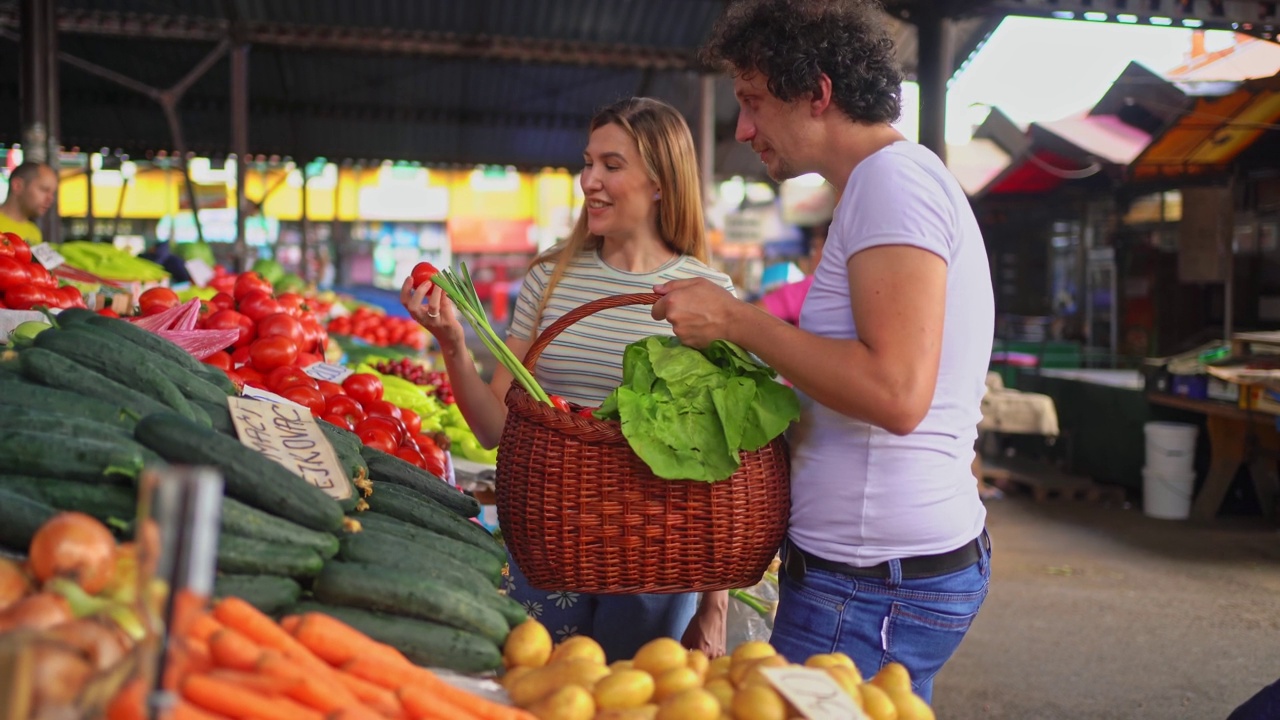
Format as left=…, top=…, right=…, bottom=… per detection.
left=508, top=248, right=734, bottom=407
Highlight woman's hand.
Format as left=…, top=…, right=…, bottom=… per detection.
left=401, top=276, right=464, bottom=352
left=681, top=590, right=728, bottom=659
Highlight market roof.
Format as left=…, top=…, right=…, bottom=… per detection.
left=0, top=0, right=998, bottom=172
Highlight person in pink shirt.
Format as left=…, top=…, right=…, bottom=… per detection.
left=758, top=224, right=826, bottom=326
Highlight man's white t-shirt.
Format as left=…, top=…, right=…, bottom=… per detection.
left=789, top=141, right=993, bottom=566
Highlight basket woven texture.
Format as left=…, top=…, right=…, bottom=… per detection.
left=496, top=293, right=791, bottom=594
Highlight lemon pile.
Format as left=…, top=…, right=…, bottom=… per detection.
left=499, top=618, right=936, bottom=720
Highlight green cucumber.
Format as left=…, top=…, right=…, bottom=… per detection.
left=318, top=423, right=368, bottom=511
left=338, top=529, right=525, bottom=628
left=217, top=534, right=324, bottom=579
left=348, top=513, right=503, bottom=583
left=366, top=481, right=503, bottom=560
left=190, top=362, right=238, bottom=396
left=0, top=476, right=137, bottom=525
left=312, top=560, right=509, bottom=646
left=0, top=370, right=139, bottom=430
left=133, top=413, right=344, bottom=533
left=221, top=496, right=339, bottom=558
left=193, top=398, right=236, bottom=436
left=214, top=574, right=302, bottom=616
left=0, top=430, right=145, bottom=483
left=71, top=320, right=231, bottom=406
left=0, top=487, right=57, bottom=552
left=0, top=410, right=162, bottom=465
left=19, top=348, right=172, bottom=419
left=288, top=602, right=502, bottom=673
left=361, top=446, right=480, bottom=518
left=34, top=328, right=204, bottom=424
left=51, top=307, right=98, bottom=326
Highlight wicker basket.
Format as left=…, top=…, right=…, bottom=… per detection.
left=496, top=293, right=791, bottom=594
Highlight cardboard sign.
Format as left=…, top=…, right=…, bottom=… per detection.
left=226, top=396, right=353, bottom=504
left=30, top=243, right=66, bottom=270
left=303, top=362, right=354, bottom=384
left=239, top=384, right=304, bottom=408
left=760, top=666, right=869, bottom=720
left=186, top=259, right=216, bottom=288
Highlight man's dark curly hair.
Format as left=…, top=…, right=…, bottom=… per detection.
left=701, top=0, right=904, bottom=125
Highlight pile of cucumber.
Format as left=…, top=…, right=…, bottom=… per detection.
left=0, top=310, right=519, bottom=673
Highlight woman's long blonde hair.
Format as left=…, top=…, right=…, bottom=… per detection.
left=530, top=97, right=709, bottom=325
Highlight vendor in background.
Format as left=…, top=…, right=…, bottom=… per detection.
left=756, top=223, right=827, bottom=326
left=0, top=162, right=58, bottom=245
left=402, top=97, right=733, bottom=661
left=652, top=0, right=993, bottom=701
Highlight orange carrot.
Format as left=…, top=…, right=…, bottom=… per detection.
left=332, top=671, right=405, bottom=718
left=209, top=627, right=266, bottom=671
left=206, top=667, right=303, bottom=695
left=186, top=612, right=224, bottom=643
left=105, top=677, right=145, bottom=720
left=212, top=597, right=328, bottom=672
left=280, top=614, right=302, bottom=633
left=257, top=652, right=358, bottom=714
left=293, top=612, right=411, bottom=669
left=324, top=707, right=387, bottom=720
left=171, top=701, right=237, bottom=720
left=399, top=681, right=537, bottom=720
left=164, top=636, right=213, bottom=690
left=181, top=674, right=324, bottom=720
left=340, top=655, right=422, bottom=691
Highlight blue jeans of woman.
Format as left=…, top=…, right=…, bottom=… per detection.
left=503, top=553, right=697, bottom=663
left=769, top=531, right=992, bottom=703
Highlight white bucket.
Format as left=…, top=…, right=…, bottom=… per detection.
left=1144, top=421, right=1198, bottom=475
left=1142, top=465, right=1196, bottom=520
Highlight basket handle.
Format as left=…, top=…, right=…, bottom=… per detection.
left=523, top=293, right=661, bottom=372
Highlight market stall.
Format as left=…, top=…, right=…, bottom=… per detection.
left=1, top=230, right=938, bottom=720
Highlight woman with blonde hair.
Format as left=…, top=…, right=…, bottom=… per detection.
left=402, top=96, right=734, bottom=660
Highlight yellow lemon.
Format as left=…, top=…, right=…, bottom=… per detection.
left=501, top=665, right=535, bottom=689
left=633, top=637, right=690, bottom=677
left=823, top=666, right=863, bottom=700
left=869, top=662, right=913, bottom=696
left=702, top=678, right=735, bottom=710
left=687, top=649, right=710, bottom=678
left=596, top=707, right=660, bottom=720
left=503, top=618, right=553, bottom=669
left=595, top=669, right=657, bottom=710
left=858, top=683, right=899, bottom=720
left=550, top=635, right=607, bottom=666
left=706, top=655, right=733, bottom=681
left=611, top=659, right=637, bottom=673
left=730, top=684, right=788, bottom=720
left=829, top=652, right=858, bottom=672
left=653, top=666, right=703, bottom=702
left=892, top=692, right=936, bottom=720
left=729, top=641, right=777, bottom=668
left=526, top=684, right=596, bottom=720
left=656, top=688, right=722, bottom=720
left=731, top=654, right=788, bottom=688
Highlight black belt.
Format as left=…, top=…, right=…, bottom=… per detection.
left=783, top=532, right=988, bottom=582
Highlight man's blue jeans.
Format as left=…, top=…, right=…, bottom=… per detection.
left=769, top=531, right=992, bottom=703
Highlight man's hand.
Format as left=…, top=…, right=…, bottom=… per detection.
left=681, top=590, right=728, bottom=658
left=651, top=278, right=743, bottom=349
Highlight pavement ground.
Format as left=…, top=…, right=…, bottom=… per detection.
left=932, top=494, right=1280, bottom=720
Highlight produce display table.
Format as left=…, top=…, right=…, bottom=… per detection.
left=1146, top=393, right=1279, bottom=522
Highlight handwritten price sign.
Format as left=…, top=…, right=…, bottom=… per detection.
left=227, top=396, right=354, bottom=504
left=303, top=362, right=353, bottom=384
left=31, top=243, right=66, bottom=270
left=760, top=666, right=869, bottom=720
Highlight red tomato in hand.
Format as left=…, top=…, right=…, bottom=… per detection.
left=248, top=336, right=299, bottom=373
left=138, top=287, right=181, bottom=316
left=0, top=232, right=31, bottom=263
left=342, top=373, right=384, bottom=406
left=411, top=262, right=438, bottom=290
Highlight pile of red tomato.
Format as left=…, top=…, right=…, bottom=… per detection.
left=326, top=306, right=428, bottom=351
left=0, top=233, right=87, bottom=310
left=188, top=272, right=331, bottom=386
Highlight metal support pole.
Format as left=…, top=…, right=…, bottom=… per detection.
left=42, top=0, right=60, bottom=244
left=162, top=103, right=205, bottom=245
left=85, top=153, right=94, bottom=240
left=231, top=43, right=250, bottom=272
left=19, top=0, right=61, bottom=243
left=914, top=11, right=951, bottom=163
left=299, top=164, right=310, bottom=284
left=331, top=165, right=342, bottom=288
left=697, top=74, right=716, bottom=206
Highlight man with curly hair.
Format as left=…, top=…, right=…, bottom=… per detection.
left=652, top=0, right=994, bottom=701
